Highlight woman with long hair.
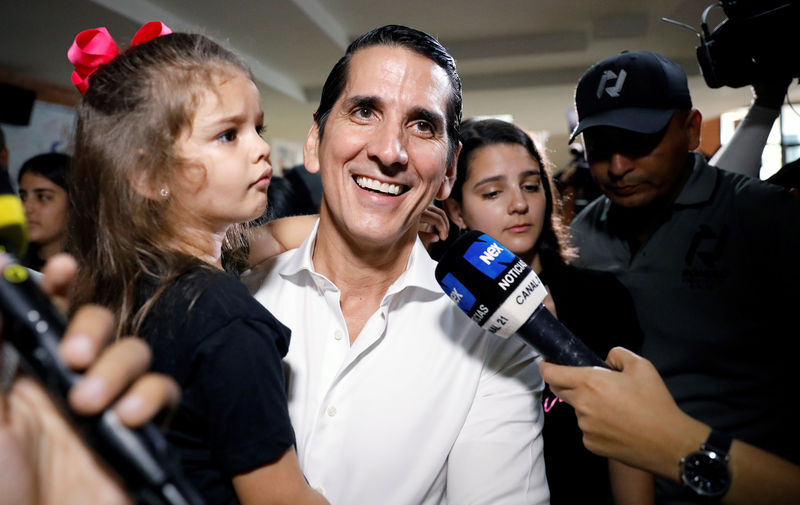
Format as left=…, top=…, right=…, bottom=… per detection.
left=441, top=118, right=647, bottom=505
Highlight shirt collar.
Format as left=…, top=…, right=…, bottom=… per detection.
left=277, top=217, right=320, bottom=281
left=278, top=219, right=443, bottom=297
left=674, top=152, right=716, bottom=206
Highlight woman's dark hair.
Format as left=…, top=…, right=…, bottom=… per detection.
left=18, top=152, right=71, bottom=191
left=450, top=118, right=576, bottom=266
left=69, top=32, right=253, bottom=339
left=313, top=24, right=462, bottom=168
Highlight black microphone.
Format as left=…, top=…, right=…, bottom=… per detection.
left=0, top=171, right=204, bottom=505
left=435, top=230, right=608, bottom=368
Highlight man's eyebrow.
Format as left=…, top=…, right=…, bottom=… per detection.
left=342, top=95, right=381, bottom=112
left=409, top=107, right=444, bottom=132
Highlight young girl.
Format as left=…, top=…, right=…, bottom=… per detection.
left=437, top=118, right=648, bottom=505
left=67, top=23, right=327, bottom=505
left=17, top=152, right=71, bottom=270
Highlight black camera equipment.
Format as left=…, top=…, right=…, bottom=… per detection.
left=666, top=1, right=799, bottom=89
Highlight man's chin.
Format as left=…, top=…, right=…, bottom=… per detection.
left=606, top=191, right=652, bottom=209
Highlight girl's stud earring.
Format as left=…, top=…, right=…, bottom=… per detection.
left=160, top=188, right=169, bottom=198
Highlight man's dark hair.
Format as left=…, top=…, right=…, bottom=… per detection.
left=314, top=24, right=462, bottom=167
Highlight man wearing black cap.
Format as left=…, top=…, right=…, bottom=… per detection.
left=568, top=51, right=800, bottom=504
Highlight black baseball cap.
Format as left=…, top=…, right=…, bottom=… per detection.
left=569, top=51, right=692, bottom=143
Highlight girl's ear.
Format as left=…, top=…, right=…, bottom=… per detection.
left=442, top=198, right=467, bottom=230
left=128, top=147, right=165, bottom=199
left=129, top=169, right=162, bottom=200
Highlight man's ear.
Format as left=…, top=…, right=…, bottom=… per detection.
left=685, top=108, right=703, bottom=151
left=303, top=120, right=321, bottom=174
left=442, top=198, right=466, bottom=230
left=435, top=141, right=461, bottom=201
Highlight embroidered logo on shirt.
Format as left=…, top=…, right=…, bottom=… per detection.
left=682, top=224, right=731, bottom=289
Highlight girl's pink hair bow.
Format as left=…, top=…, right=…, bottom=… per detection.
left=68, top=21, right=172, bottom=94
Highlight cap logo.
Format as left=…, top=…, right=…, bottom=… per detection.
left=596, top=69, right=627, bottom=99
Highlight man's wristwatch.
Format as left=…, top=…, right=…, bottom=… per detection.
left=680, top=430, right=733, bottom=499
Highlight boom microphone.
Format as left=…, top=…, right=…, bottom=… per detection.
left=435, top=230, right=607, bottom=368
left=0, top=170, right=204, bottom=505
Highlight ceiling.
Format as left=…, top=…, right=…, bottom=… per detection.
left=2, top=0, right=795, bottom=170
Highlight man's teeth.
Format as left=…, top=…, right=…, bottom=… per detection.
left=355, top=176, right=402, bottom=195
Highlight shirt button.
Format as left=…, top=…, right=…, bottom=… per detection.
left=334, top=330, right=344, bottom=341
left=327, top=405, right=337, bottom=417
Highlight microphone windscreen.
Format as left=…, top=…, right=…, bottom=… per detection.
left=435, top=230, right=547, bottom=338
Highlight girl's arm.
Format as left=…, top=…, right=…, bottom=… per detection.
left=248, top=204, right=451, bottom=267
left=248, top=215, right=318, bottom=267
left=233, top=447, right=329, bottom=505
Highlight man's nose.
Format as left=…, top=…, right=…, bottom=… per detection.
left=367, top=121, right=409, bottom=169
left=608, top=152, right=634, bottom=179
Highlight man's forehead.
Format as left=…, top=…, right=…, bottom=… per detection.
left=341, top=45, right=451, bottom=112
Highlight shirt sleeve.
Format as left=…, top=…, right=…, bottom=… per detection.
left=189, top=305, right=295, bottom=476
left=709, top=103, right=780, bottom=177
left=446, top=336, right=550, bottom=505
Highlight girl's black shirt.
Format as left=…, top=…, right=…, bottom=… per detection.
left=538, top=261, right=643, bottom=505
left=136, top=267, right=295, bottom=505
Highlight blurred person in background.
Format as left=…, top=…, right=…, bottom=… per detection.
left=17, top=152, right=70, bottom=271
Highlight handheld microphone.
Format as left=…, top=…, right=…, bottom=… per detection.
left=435, top=230, right=607, bottom=368
left=0, top=171, right=204, bottom=505
left=0, top=169, right=27, bottom=257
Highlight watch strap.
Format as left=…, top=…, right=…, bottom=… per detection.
left=703, top=429, right=733, bottom=458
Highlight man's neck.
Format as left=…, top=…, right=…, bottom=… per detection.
left=312, top=214, right=417, bottom=342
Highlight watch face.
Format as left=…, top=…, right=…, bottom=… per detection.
left=681, top=450, right=731, bottom=497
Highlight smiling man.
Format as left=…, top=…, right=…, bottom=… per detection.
left=246, top=25, right=548, bottom=505
left=569, top=51, right=800, bottom=504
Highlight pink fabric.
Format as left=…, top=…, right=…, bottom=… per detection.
left=67, top=21, right=173, bottom=94
left=67, top=27, right=118, bottom=94
left=131, top=21, right=173, bottom=46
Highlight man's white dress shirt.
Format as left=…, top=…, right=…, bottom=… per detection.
left=246, top=221, right=549, bottom=505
